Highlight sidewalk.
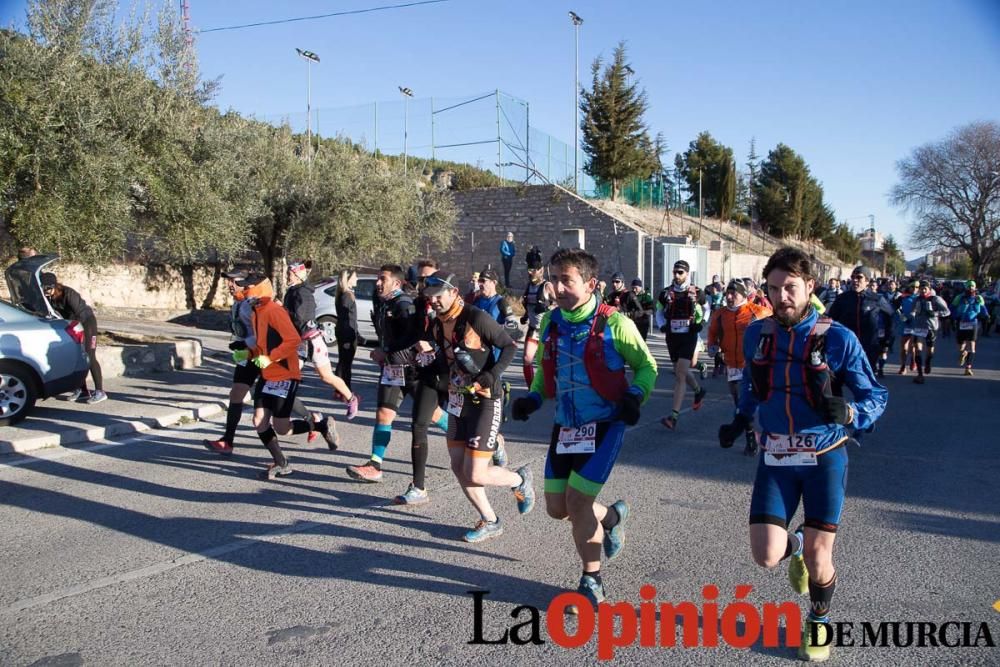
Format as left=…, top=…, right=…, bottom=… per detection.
left=0, top=318, right=236, bottom=455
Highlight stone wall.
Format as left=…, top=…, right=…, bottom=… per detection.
left=431, top=185, right=645, bottom=289
left=0, top=262, right=232, bottom=314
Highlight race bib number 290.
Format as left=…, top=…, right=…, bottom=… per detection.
left=557, top=422, right=597, bottom=455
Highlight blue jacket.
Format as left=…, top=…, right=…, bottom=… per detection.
left=738, top=310, right=888, bottom=453
left=951, top=294, right=985, bottom=323
left=500, top=240, right=516, bottom=259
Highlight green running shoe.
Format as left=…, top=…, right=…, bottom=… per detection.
left=798, top=618, right=832, bottom=662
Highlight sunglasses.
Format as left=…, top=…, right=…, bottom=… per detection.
left=673, top=270, right=686, bottom=276
left=612, top=280, right=623, bottom=284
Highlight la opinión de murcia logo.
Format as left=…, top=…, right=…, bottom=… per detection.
left=467, top=587, right=997, bottom=660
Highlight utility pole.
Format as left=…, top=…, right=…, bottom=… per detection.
left=295, top=48, right=320, bottom=174
left=569, top=11, right=583, bottom=193
left=399, top=86, right=413, bottom=175
left=698, top=168, right=704, bottom=239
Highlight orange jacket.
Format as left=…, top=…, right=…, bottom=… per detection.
left=707, top=300, right=772, bottom=368
left=247, top=280, right=302, bottom=381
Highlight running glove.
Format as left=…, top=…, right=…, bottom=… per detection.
left=511, top=396, right=540, bottom=421
left=252, top=354, right=272, bottom=369
left=820, top=397, right=853, bottom=425
left=718, top=413, right=752, bottom=448
left=618, top=392, right=642, bottom=426
left=231, top=349, right=249, bottom=363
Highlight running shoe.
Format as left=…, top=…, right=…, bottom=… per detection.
left=924, top=360, right=932, bottom=375
left=697, top=361, right=708, bottom=380
left=501, top=381, right=512, bottom=423
left=909, top=359, right=917, bottom=372
left=964, top=367, right=974, bottom=376
left=565, top=574, right=606, bottom=615
left=86, top=390, right=107, bottom=404
left=259, top=463, right=293, bottom=480
left=62, top=388, right=85, bottom=402
left=692, top=387, right=707, bottom=411
left=603, top=500, right=629, bottom=561
left=661, top=415, right=677, bottom=430
left=513, top=465, right=535, bottom=515
left=393, top=483, right=429, bottom=506
left=788, top=527, right=809, bottom=595
left=959, top=350, right=968, bottom=367
left=913, top=375, right=925, bottom=385
left=307, top=431, right=319, bottom=443
left=464, top=518, right=503, bottom=543
left=492, top=434, right=508, bottom=467
left=346, top=462, right=383, bottom=482
left=321, top=416, right=339, bottom=450
left=743, top=430, right=758, bottom=456
left=203, top=439, right=233, bottom=456
left=345, top=394, right=360, bottom=421
left=798, top=618, right=832, bottom=662
left=897, top=365, right=907, bottom=375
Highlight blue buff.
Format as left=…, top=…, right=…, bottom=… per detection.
left=434, top=412, right=449, bottom=432
left=371, top=424, right=392, bottom=463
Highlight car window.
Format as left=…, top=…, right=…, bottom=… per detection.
left=356, top=279, right=377, bottom=301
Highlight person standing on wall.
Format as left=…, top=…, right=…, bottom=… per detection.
left=500, top=232, right=516, bottom=288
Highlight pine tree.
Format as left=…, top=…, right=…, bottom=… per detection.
left=580, top=42, right=660, bottom=200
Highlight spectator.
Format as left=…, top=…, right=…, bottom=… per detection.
left=500, top=232, right=516, bottom=287
left=41, top=273, right=106, bottom=404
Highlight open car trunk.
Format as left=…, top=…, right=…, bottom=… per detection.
left=4, top=254, right=60, bottom=319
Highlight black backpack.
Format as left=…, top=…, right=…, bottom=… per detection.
left=526, top=245, right=543, bottom=269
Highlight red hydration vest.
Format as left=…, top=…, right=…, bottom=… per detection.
left=541, top=303, right=630, bottom=403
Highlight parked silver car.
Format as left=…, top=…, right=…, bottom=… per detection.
left=312, top=275, right=378, bottom=346
left=1, top=255, right=90, bottom=426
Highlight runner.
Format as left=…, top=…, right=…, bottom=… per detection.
left=655, top=260, right=706, bottom=430
left=718, top=247, right=888, bottom=662
left=952, top=280, right=986, bottom=376
left=894, top=282, right=918, bottom=374
left=511, top=248, right=656, bottom=610
left=203, top=268, right=259, bottom=454
left=630, top=279, right=654, bottom=341
left=909, top=280, right=950, bottom=384
left=283, top=260, right=358, bottom=443
left=346, top=264, right=449, bottom=486
left=519, top=258, right=556, bottom=386
left=828, top=266, right=893, bottom=372
left=239, top=275, right=318, bottom=480
left=417, top=270, right=533, bottom=541
left=706, top=279, right=772, bottom=455
left=41, top=273, right=107, bottom=404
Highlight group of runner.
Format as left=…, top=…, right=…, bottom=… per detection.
left=201, top=244, right=997, bottom=661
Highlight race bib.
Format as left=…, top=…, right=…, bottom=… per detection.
left=262, top=380, right=291, bottom=398
left=902, top=328, right=913, bottom=336
left=763, top=433, right=817, bottom=467
left=727, top=366, right=744, bottom=382
left=416, top=351, right=436, bottom=367
left=960, top=321, right=976, bottom=331
left=557, top=422, right=597, bottom=455
left=447, top=389, right=464, bottom=417
left=913, top=327, right=929, bottom=338
left=670, top=319, right=691, bottom=334
left=380, top=364, right=406, bottom=386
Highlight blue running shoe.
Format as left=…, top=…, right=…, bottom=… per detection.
left=603, top=500, right=630, bottom=561
left=513, top=465, right=535, bottom=515
left=464, top=518, right=503, bottom=543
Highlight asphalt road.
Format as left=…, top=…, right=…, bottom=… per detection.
left=1, top=328, right=998, bottom=666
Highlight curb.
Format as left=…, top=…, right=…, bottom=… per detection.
left=0, top=401, right=227, bottom=456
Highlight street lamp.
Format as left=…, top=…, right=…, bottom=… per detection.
left=399, top=86, right=413, bottom=175
left=295, top=48, right=320, bottom=172
left=569, top=11, right=583, bottom=193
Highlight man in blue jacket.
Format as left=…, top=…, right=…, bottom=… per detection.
left=499, top=232, right=516, bottom=288
left=719, top=247, right=888, bottom=662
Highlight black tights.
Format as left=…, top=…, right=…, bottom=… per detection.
left=81, top=317, right=103, bottom=392
left=411, top=384, right=445, bottom=490
left=335, top=339, right=356, bottom=389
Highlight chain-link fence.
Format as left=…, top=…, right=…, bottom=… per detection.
left=264, top=89, right=597, bottom=194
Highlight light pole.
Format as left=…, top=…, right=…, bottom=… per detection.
left=399, top=86, right=413, bottom=175
left=295, top=48, right=320, bottom=172
left=569, top=11, right=583, bottom=193
left=698, top=167, right=704, bottom=238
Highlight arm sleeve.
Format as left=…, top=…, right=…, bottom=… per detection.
left=736, top=323, right=762, bottom=418
left=386, top=300, right=420, bottom=364
left=528, top=312, right=553, bottom=401
left=934, top=297, right=950, bottom=318
left=608, top=312, right=658, bottom=403
left=707, top=309, right=721, bottom=348
left=474, top=310, right=516, bottom=388
left=833, top=329, right=888, bottom=431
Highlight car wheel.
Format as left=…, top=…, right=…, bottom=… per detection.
left=0, top=360, right=39, bottom=427
left=317, top=316, right=338, bottom=348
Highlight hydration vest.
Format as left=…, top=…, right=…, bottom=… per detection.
left=658, top=286, right=696, bottom=320
left=749, top=316, right=834, bottom=410
left=541, top=303, right=630, bottom=404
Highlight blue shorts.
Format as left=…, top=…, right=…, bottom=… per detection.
left=748, top=444, right=848, bottom=533
left=544, top=421, right=626, bottom=496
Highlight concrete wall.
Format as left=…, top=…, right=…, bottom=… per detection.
left=432, top=185, right=645, bottom=288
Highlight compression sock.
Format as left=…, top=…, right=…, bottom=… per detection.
left=258, top=428, right=286, bottom=466
left=433, top=412, right=449, bottom=433
left=371, top=424, right=392, bottom=466
left=411, top=439, right=428, bottom=490
left=601, top=505, right=620, bottom=530
left=222, top=403, right=243, bottom=443
left=782, top=530, right=803, bottom=560
left=291, top=419, right=312, bottom=435
left=290, top=397, right=313, bottom=432
left=808, top=573, right=836, bottom=619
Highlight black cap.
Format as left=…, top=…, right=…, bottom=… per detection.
left=673, top=260, right=690, bottom=272
left=41, top=272, right=57, bottom=288
left=236, top=273, right=266, bottom=287
left=631, top=278, right=643, bottom=287
left=422, top=270, right=459, bottom=296
left=479, top=269, right=500, bottom=283
left=222, top=268, right=249, bottom=280
left=851, top=266, right=873, bottom=279
left=726, top=279, right=748, bottom=297
left=611, top=272, right=625, bottom=283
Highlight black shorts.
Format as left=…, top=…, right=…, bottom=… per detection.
left=253, top=377, right=300, bottom=418
left=666, top=334, right=699, bottom=363
left=446, top=395, right=502, bottom=457
left=377, top=373, right=419, bottom=410
left=232, top=360, right=261, bottom=386
left=956, top=325, right=978, bottom=343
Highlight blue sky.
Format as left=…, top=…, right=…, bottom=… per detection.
left=4, top=0, right=999, bottom=258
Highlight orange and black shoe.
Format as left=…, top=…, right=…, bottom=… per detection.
left=203, top=439, right=233, bottom=457
left=661, top=411, right=679, bottom=430
left=692, top=388, right=707, bottom=411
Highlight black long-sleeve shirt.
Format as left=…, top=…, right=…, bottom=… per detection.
left=335, top=291, right=358, bottom=342
left=52, top=286, right=95, bottom=323
left=426, top=304, right=515, bottom=398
